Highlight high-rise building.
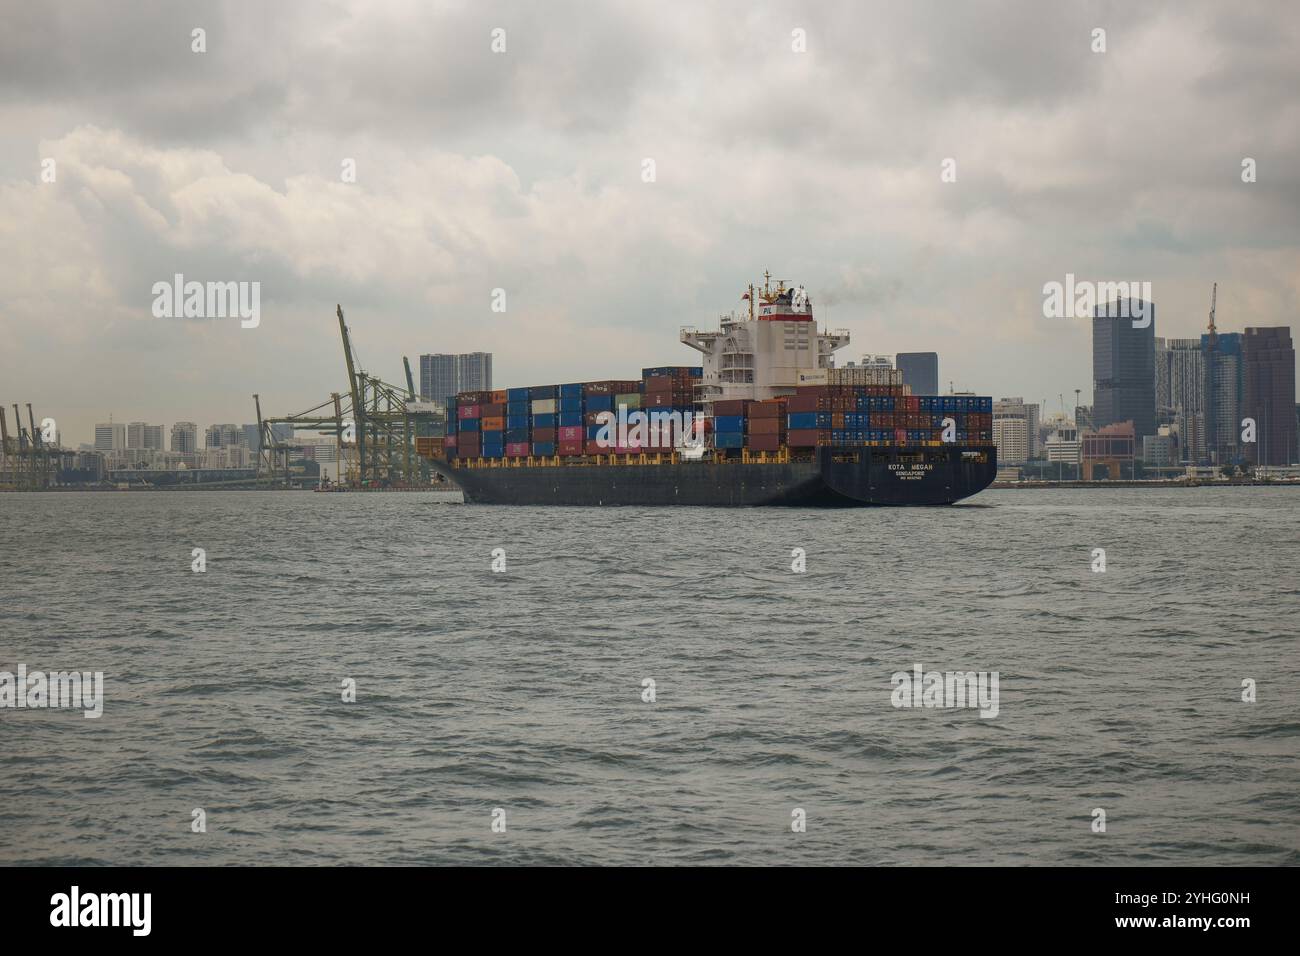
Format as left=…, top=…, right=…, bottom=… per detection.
left=242, top=424, right=262, bottom=452
left=171, top=422, right=198, bottom=453
left=1093, top=299, right=1156, bottom=443
left=1201, top=331, right=1242, bottom=464
left=126, top=422, right=164, bottom=450
left=895, top=352, right=938, bottom=397
left=94, top=422, right=125, bottom=451
left=419, top=352, right=493, bottom=402
left=1154, top=338, right=1206, bottom=462
left=993, top=397, right=1041, bottom=462
left=1241, top=326, right=1297, bottom=466
left=457, top=352, right=493, bottom=394
left=205, top=424, right=244, bottom=449
left=420, top=353, right=459, bottom=403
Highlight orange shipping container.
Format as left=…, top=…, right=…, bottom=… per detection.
left=481, top=416, right=505, bottom=431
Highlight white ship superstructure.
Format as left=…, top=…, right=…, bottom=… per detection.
left=680, top=273, right=851, bottom=413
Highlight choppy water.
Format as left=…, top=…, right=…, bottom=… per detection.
left=1, top=488, right=1297, bottom=866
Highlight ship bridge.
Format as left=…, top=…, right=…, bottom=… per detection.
left=681, top=273, right=850, bottom=411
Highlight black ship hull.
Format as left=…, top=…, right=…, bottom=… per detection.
left=433, top=445, right=996, bottom=506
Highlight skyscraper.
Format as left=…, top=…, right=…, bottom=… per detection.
left=993, top=397, right=1041, bottom=462
left=1242, top=326, right=1297, bottom=466
left=896, top=352, right=938, bottom=396
left=419, top=352, right=493, bottom=403
left=95, top=422, right=125, bottom=451
left=420, top=353, right=459, bottom=403
left=457, top=352, right=493, bottom=394
left=1154, top=338, right=1205, bottom=462
left=1092, top=299, right=1156, bottom=443
left=171, top=422, right=198, bottom=453
left=205, top=424, right=244, bottom=449
left=127, top=422, right=164, bottom=450
left=1202, top=331, right=1242, bottom=464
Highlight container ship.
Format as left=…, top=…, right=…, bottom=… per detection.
left=420, top=275, right=996, bottom=506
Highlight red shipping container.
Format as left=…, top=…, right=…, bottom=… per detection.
left=713, top=399, right=748, bottom=416
left=645, top=391, right=673, bottom=408
left=786, top=395, right=821, bottom=413
left=558, top=440, right=584, bottom=455
left=558, top=425, right=583, bottom=441
left=787, top=429, right=820, bottom=447
left=749, top=418, right=783, bottom=435
left=532, top=428, right=556, bottom=442
left=894, top=428, right=907, bottom=443
left=482, top=402, right=505, bottom=416
left=444, top=435, right=458, bottom=448
left=506, top=442, right=530, bottom=457
left=749, top=400, right=784, bottom=418
left=746, top=434, right=782, bottom=451
left=458, top=404, right=480, bottom=419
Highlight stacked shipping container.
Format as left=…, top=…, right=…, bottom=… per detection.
left=445, top=369, right=703, bottom=459
left=785, top=385, right=993, bottom=447
left=443, top=373, right=991, bottom=459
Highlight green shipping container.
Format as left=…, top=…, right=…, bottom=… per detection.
left=614, top=393, right=642, bottom=410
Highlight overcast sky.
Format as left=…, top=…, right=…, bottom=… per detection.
left=2, top=0, right=1297, bottom=444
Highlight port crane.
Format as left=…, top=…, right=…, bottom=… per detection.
left=254, top=306, right=440, bottom=488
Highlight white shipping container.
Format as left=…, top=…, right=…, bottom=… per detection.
left=531, top=398, right=557, bottom=414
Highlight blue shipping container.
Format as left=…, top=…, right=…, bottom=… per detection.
left=586, top=394, right=613, bottom=412
left=714, top=432, right=743, bottom=449
left=507, top=388, right=530, bottom=403
left=506, top=428, right=529, bottom=443
left=507, top=401, right=529, bottom=416
left=532, top=413, right=557, bottom=428
left=714, top=415, right=745, bottom=432
left=532, top=441, right=556, bottom=456
left=507, top=414, right=529, bottom=429
left=459, top=418, right=480, bottom=432
left=558, top=412, right=583, bottom=427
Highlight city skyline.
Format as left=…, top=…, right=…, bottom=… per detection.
left=2, top=1, right=1297, bottom=445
